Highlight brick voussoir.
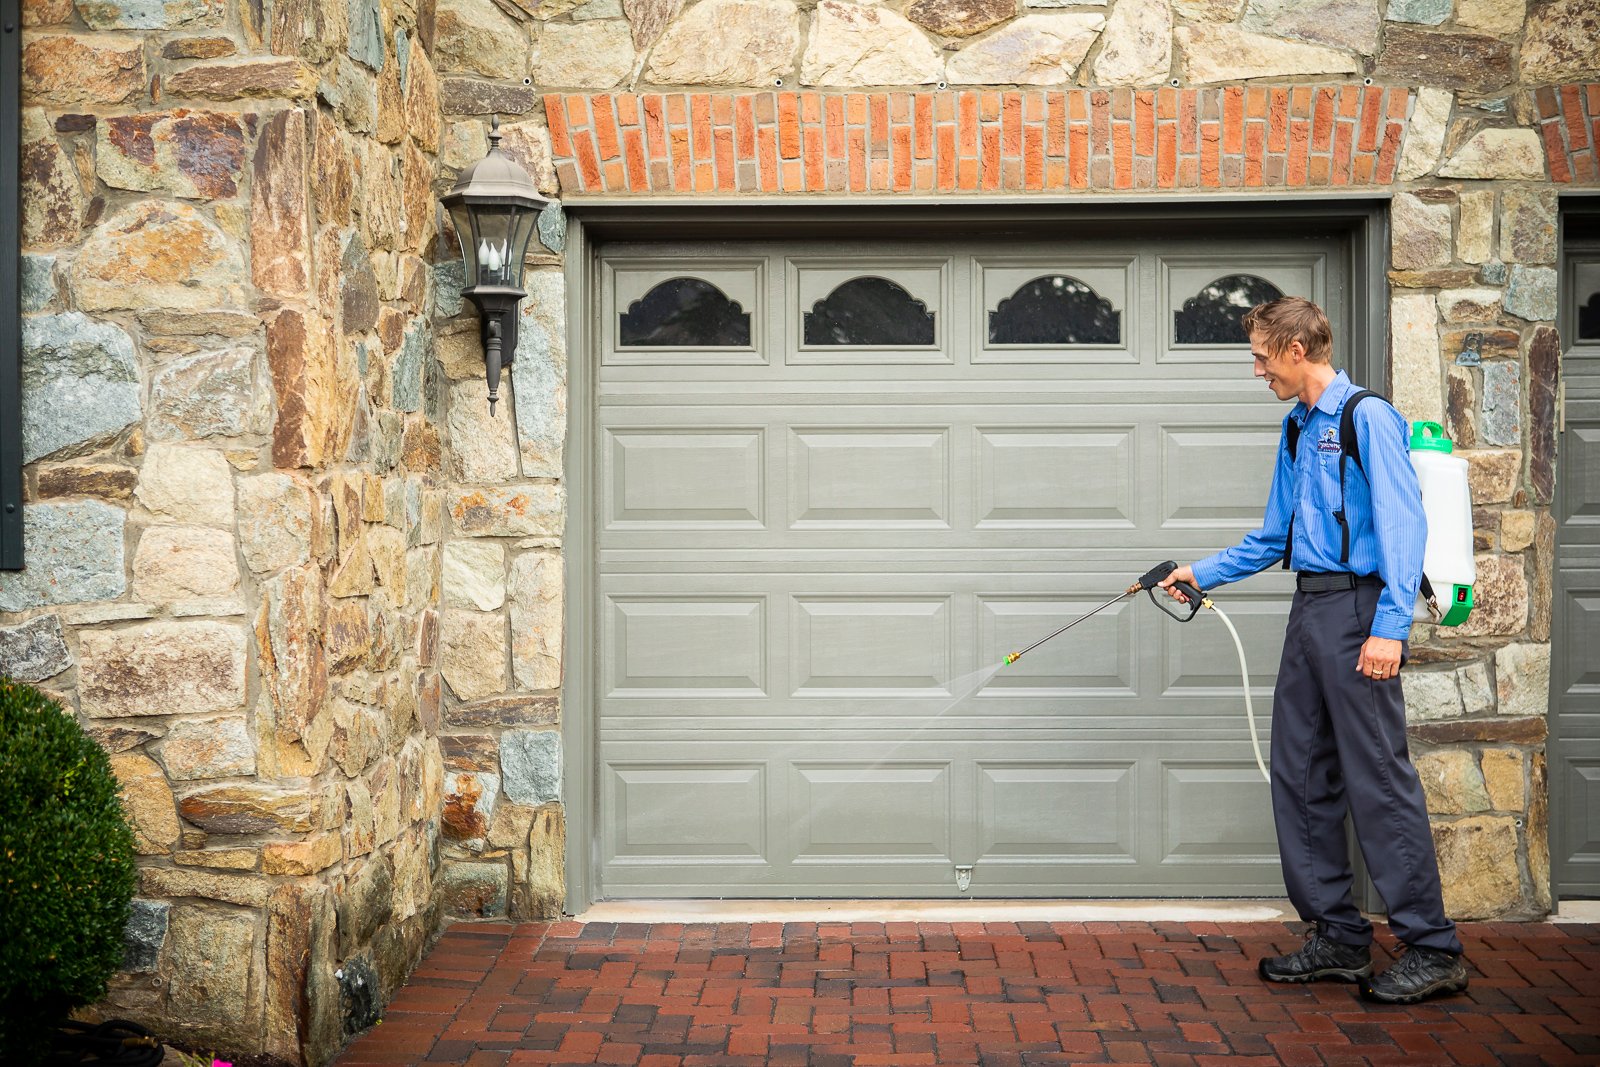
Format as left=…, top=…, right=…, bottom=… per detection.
left=546, top=85, right=1432, bottom=197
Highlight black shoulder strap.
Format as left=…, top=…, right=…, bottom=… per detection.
left=1334, top=390, right=1382, bottom=564
left=1282, top=416, right=1301, bottom=570
left=1339, top=390, right=1380, bottom=478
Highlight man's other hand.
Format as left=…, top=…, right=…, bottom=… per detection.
left=1357, top=636, right=1403, bottom=680
left=1157, top=565, right=1198, bottom=603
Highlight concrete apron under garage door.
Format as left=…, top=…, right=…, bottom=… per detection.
left=591, top=232, right=1352, bottom=898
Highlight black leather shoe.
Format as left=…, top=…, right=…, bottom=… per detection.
left=1359, top=946, right=1469, bottom=1004
left=1258, top=931, right=1373, bottom=983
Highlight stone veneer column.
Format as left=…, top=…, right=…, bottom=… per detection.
left=1392, top=159, right=1563, bottom=918
left=430, top=108, right=570, bottom=921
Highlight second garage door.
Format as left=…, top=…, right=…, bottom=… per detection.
left=594, top=231, right=1350, bottom=897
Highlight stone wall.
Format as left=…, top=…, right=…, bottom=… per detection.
left=3, top=0, right=451, bottom=1059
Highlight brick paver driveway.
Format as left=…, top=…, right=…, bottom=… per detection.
left=337, top=920, right=1600, bottom=1066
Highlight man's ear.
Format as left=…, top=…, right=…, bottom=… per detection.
left=1287, top=339, right=1306, bottom=363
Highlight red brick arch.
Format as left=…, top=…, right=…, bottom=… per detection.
left=546, top=86, right=1414, bottom=197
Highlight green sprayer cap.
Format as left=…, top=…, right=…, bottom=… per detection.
left=1410, top=421, right=1454, bottom=454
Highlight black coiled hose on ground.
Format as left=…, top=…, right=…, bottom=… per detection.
left=44, top=1019, right=165, bottom=1067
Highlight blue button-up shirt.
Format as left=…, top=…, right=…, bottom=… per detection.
left=1190, top=371, right=1427, bottom=641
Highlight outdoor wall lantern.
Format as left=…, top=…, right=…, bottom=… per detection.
left=441, top=116, right=549, bottom=414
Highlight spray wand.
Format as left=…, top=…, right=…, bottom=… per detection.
left=1002, top=562, right=1202, bottom=666
left=1001, top=561, right=1268, bottom=781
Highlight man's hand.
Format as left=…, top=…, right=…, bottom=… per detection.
left=1357, top=636, right=1403, bottom=680
left=1157, top=564, right=1198, bottom=603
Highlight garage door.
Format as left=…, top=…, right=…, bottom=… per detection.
left=595, top=233, right=1347, bottom=897
left=1554, top=236, right=1600, bottom=897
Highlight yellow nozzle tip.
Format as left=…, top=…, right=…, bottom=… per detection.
left=1004, top=653, right=1019, bottom=665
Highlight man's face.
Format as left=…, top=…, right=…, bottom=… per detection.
left=1251, top=330, right=1304, bottom=402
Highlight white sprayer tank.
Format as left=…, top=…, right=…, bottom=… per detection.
left=1409, top=421, right=1475, bottom=626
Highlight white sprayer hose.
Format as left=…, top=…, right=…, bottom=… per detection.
left=1207, top=603, right=1269, bottom=783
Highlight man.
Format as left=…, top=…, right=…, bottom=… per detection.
left=1158, top=296, right=1468, bottom=1005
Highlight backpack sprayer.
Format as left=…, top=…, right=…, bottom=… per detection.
left=1408, top=421, right=1475, bottom=626
left=1002, top=561, right=1269, bottom=782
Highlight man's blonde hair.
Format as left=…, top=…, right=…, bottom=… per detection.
left=1241, top=296, right=1332, bottom=364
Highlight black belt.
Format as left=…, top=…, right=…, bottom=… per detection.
left=1296, top=571, right=1383, bottom=593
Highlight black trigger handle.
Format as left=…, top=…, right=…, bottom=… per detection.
left=1139, top=560, right=1204, bottom=620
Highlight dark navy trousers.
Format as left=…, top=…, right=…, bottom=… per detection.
left=1271, top=581, right=1461, bottom=954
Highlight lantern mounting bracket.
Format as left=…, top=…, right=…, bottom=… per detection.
left=440, top=113, right=550, bottom=413
left=465, top=285, right=524, bottom=416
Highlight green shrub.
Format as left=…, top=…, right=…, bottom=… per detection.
left=0, top=678, right=138, bottom=1061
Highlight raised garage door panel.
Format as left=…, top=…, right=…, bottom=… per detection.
left=594, top=237, right=1345, bottom=896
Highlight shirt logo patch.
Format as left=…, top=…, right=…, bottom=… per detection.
left=1316, top=427, right=1341, bottom=454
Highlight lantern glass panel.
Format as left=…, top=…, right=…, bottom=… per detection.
left=507, top=206, right=539, bottom=289
left=447, top=201, right=480, bottom=284
left=455, top=204, right=538, bottom=289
